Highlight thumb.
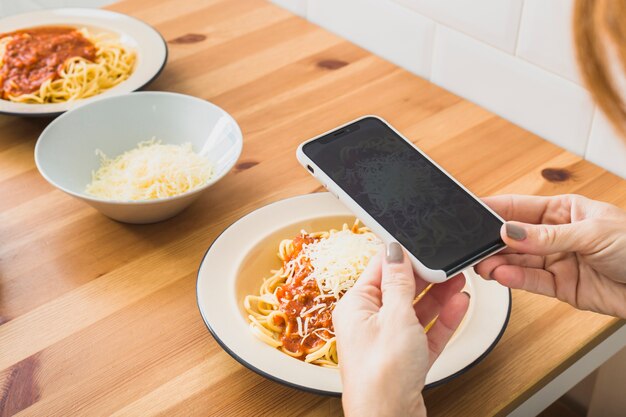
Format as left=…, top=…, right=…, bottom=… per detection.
left=381, top=242, right=416, bottom=306
left=502, top=221, right=590, bottom=255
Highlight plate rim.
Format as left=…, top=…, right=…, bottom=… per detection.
left=196, top=193, right=512, bottom=397
left=0, top=7, right=168, bottom=117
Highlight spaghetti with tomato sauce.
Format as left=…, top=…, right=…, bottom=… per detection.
left=244, top=221, right=382, bottom=368
left=0, top=25, right=135, bottom=103
left=0, top=26, right=96, bottom=99
left=274, top=234, right=335, bottom=356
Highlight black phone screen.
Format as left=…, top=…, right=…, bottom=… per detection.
left=302, top=117, right=504, bottom=274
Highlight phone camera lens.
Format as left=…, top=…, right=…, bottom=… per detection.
left=307, top=165, right=315, bottom=174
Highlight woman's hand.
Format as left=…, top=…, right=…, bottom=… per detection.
left=334, top=242, right=470, bottom=417
left=476, top=194, right=626, bottom=318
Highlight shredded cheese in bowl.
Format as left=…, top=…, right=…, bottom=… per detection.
left=85, top=138, right=213, bottom=201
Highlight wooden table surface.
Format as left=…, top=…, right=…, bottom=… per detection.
left=1, top=0, right=625, bottom=415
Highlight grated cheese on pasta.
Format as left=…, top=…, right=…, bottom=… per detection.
left=289, top=229, right=382, bottom=301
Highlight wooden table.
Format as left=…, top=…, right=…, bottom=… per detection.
left=1, top=0, right=624, bottom=415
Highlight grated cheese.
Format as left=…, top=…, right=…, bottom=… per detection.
left=301, top=303, right=325, bottom=316
left=291, top=230, right=382, bottom=300
left=296, top=316, right=304, bottom=338
left=85, top=138, right=213, bottom=201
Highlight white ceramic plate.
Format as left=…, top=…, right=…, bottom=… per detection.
left=0, top=8, right=167, bottom=117
left=197, top=193, right=511, bottom=395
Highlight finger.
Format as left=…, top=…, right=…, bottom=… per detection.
left=381, top=242, right=415, bottom=307
left=352, top=249, right=384, bottom=291
left=498, top=246, right=532, bottom=255
left=502, top=220, right=593, bottom=255
left=414, top=274, right=465, bottom=326
left=474, top=255, right=505, bottom=280
left=474, top=253, right=545, bottom=280
left=491, top=264, right=556, bottom=297
left=427, top=292, right=470, bottom=368
left=338, top=250, right=384, bottom=315
left=482, top=194, right=553, bottom=223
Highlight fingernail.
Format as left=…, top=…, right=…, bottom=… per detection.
left=462, top=291, right=471, bottom=299
left=386, top=242, right=404, bottom=263
left=505, top=222, right=527, bottom=241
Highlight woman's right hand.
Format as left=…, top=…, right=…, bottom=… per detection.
left=475, top=194, right=626, bottom=318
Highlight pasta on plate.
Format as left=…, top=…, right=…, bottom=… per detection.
left=244, top=221, right=382, bottom=368
left=0, top=26, right=135, bottom=104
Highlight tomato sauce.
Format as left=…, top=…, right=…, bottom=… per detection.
left=274, top=234, right=335, bottom=357
left=0, top=26, right=97, bottom=99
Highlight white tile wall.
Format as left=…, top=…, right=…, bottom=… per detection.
left=586, top=110, right=626, bottom=179
left=269, top=0, right=625, bottom=178
left=2, top=0, right=624, bottom=178
left=431, top=26, right=594, bottom=156
left=394, top=0, right=524, bottom=53
left=307, top=0, right=436, bottom=79
left=517, top=0, right=581, bottom=84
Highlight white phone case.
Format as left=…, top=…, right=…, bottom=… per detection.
left=296, top=115, right=505, bottom=283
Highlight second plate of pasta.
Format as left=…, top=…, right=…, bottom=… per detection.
left=197, top=192, right=511, bottom=395
left=0, top=8, right=167, bottom=116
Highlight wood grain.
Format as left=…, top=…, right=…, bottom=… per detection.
left=0, top=0, right=624, bottom=415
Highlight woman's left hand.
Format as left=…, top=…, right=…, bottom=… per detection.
left=333, top=242, right=470, bottom=417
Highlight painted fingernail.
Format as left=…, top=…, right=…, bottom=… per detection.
left=505, top=222, right=527, bottom=241
left=462, top=291, right=471, bottom=299
left=386, top=242, right=404, bottom=263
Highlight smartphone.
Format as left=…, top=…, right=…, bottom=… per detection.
left=296, top=115, right=505, bottom=283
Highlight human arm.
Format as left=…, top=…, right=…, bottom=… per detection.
left=476, top=194, right=626, bottom=318
left=334, top=242, right=470, bottom=417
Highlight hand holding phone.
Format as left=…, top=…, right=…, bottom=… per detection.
left=297, top=116, right=505, bottom=283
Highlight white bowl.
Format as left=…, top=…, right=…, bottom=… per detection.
left=35, top=92, right=243, bottom=223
